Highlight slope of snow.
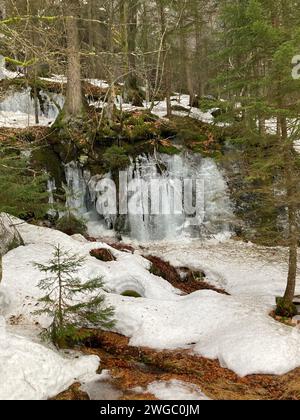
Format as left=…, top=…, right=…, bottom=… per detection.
left=0, top=317, right=99, bottom=400
left=143, top=240, right=300, bottom=304
left=2, top=220, right=300, bottom=378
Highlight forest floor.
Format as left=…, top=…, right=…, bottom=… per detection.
left=54, top=330, right=300, bottom=401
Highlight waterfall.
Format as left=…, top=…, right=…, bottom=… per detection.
left=63, top=153, right=233, bottom=242
left=64, top=161, right=91, bottom=214
left=126, top=153, right=233, bottom=241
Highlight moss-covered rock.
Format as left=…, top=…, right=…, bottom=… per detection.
left=55, top=213, right=87, bottom=236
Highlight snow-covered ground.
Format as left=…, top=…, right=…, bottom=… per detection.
left=0, top=317, right=99, bottom=400
left=1, top=218, right=300, bottom=397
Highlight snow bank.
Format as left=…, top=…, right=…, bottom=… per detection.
left=0, top=317, right=99, bottom=400
left=107, top=290, right=300, bottom=377
left=2, top=219, right=300, bottom=377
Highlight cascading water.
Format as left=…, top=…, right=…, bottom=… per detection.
left=63, top=152, right=233, bottom=242
left=126, top=153, right=233, bottom=241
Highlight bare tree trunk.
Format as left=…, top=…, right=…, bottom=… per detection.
left=87, top=0, right=96, bottom=77
left=64, top=15, right=83, bottom=118
left=125, top=0, right=143, bottom=106
left=281, top=116, right=298, bottom=309
left=180, top=30, right=195, bottom=106
left=33, top=65, right=39, bottom=125
left=158, top=0, right=172, bottom=118
left=193, top=1, right=204, bottom=98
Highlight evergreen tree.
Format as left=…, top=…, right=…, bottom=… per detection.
left=0, top=145, right=48, bottom=218
left=0, top=143, right=49, bottom=281
left=216, top=0, right=300, bottom=316
left=34, top=245, right=115, bottom=348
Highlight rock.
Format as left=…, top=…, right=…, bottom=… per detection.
left=71, top=234, right=88, bottom=243
left=177, top=267, right=206, bottom=282
left=90, top=248, right=116, bottom=262
left=0, top=214, right=23, bottom=256
left=292, top=316, right=300, bottom=326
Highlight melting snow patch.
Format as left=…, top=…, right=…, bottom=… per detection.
left=0, top=316, right=99, bottom=400
left=136, top=380, right=210, bottom=400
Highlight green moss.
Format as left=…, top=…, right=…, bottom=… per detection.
left=31, top=146, right=65, bottom=188
left=129, top=123, right=157, bottom=142
left=121, top=290, right=142, bottom=298
left=157, top=144, right=180, bottom=155
left=55, top=213, right=87, bottom=236
left=275, top=297, right=298, bottom=318
left=102, top=146, right=130, bottom=171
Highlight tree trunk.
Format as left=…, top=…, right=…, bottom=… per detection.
left=0, top=0, right=5, bottom=20
left=125, top=0, right=143, bottom=106
left=180, top=30, right=196, bottom=107
left=64, top=15, right=83, bottom=118
left=87, top=0, right=96, bottom=77
left=158, top=0, right=172, bottom=118
left=281, top=116, right=298, bottom=307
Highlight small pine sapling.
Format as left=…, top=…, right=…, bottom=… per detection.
left=34, top=245, right=115, bottom=348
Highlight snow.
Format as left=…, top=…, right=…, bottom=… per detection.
left=2, top=68, right=22, bottom=80
left=149, top=95, right=215, bottom=124
left=0, top=110, right=53, bottom=128
left=86, top=79, right=109, bottom=89
left=143, top=240, right=300, bottom=304
left=0, top=316, right=99, bottom=400
left=145, top=380, right=210, bottom=400
left=2, top=219, right=300, bottom=380
left=81, top=370, right=123, bottom=400
left=0, top=76, right=218, bottom=129
left=41, top=74, right=68, bottom=84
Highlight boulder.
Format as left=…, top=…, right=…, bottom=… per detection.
left=0, top=213, right=23, bottom=257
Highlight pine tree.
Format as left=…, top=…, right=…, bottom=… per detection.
left=216, top=0, right=300, bottom=316
left=0, top=146, right=48, bottom=218
left=34, top=245, right=115, bottom=348
left=0, top=143, right=49, bottom=281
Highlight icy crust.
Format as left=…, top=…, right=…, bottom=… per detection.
left=2, top=220, right=300, bottom=378
left=146, top=380, right=210, bottom=401
left=0, top=317, right=99, bottom=400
